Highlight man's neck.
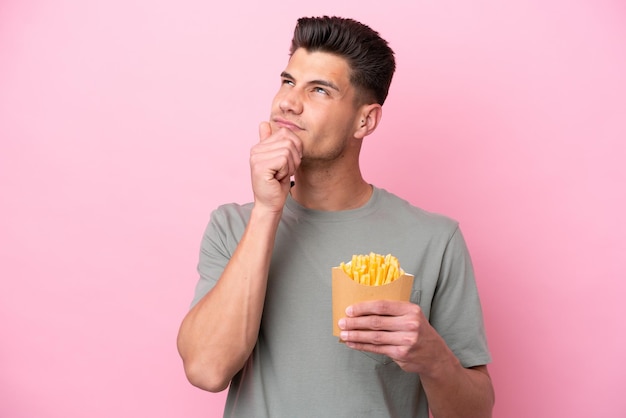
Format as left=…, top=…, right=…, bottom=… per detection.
left=290, top=166, right=372, bottom=211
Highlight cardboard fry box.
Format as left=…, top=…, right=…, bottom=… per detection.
left=332, top=267, right=415, bottom=338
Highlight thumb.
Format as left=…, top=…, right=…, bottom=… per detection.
left=258, top=121, right=272, bottom=142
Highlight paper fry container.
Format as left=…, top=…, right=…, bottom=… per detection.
left=332, top=267, right=415, bottom=337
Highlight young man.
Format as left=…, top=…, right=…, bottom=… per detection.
left=177, top=16, right=494, bottom=417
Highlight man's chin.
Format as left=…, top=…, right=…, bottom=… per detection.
left=298, top=154, right=339, bottom=169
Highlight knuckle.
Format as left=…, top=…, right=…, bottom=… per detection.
left=372, top=331, right=384, bottom=344
left=370, top=316, right=383, bottom=330
left=396, top=345, right=411, bottom=359
left=376, top=301, right=390, bottom=315
left=405, top=318, right=420, bottom=332
left=279, top=147, right=293, bottom=161
left=401, top=332, right=418, bottom=347
left=407, top=303, right=422, bottom=316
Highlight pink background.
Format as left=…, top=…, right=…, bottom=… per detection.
left=2, top=1, right=625, bottom=417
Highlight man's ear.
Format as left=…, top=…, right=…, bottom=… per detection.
left=354, top=104, right=382, bottom=139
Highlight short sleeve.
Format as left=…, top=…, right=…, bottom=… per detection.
left=429, top=227, right=492, bottom=368
left=190, top=205, right=248, bottom=308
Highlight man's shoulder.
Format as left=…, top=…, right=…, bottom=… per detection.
left=374, top=187, right=459, bottom=231
left=208, top=201, right=254, bottom=226
left=213, top=201, right=254, bottom=214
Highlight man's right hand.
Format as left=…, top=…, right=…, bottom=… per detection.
left=176, top=121, right=304, bottom=392
left=250, top=122, right=303, bottom=213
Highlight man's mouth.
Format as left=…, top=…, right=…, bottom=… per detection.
left=273, top=117, right=304, bottom=131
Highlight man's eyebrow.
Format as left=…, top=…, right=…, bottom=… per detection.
left=280, top=71, right=340, bottom=92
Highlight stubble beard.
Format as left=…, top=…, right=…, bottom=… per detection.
left=299, top=140, right=348, bottom=170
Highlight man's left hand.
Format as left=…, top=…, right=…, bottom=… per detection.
left=338, top=300, right=451, bottom=375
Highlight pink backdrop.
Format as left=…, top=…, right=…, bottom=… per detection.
left=2, top=1, right=625, bottom=417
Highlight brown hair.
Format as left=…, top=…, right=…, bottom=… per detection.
left=289, top=16, right=396, bottom=105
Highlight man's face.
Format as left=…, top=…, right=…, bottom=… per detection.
left=270, top=48, right=363, bottom=164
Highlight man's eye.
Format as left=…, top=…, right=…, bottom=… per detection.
left=313, top=87, right=328, bottom=95
left=282, top=79, right=295, bottom=86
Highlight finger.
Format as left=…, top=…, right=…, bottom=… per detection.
left=343, top=339, right=413, bottom=367
left=273, top=126, right=303, bottom=162
left=269, top=128, right=302, bottom=176
left=258, top=121, right=272, bottom=142
left=339, top=312, right=418, bottom=333
left=346, top=300, right=418, bottom=318
left=344, top=341, right=393, bottom=357
left=254, top=126, right=302, bottom=161
left=340, top=329, right=417, bottom=348
left=250, top=141, right=300, bottom=183
left=340, top=329, right=390, bottom=345
left=253, top=139, right=300, bottom=180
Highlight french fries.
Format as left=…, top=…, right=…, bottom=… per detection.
left=339, top=252, right=402, bottom=286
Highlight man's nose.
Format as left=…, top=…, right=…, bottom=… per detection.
left=279, top=88, right=303, bottom=114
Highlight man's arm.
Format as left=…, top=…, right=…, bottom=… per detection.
left=176, top=123, right=302, bottom=392
left=338, top=301, right=494, bottom=417
left=421, top=363, right=493, bottom=418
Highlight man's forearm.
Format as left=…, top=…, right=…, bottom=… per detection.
left=421, top=358, right=494, bottom=418
left=177, top=207, right=281, bottom=392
